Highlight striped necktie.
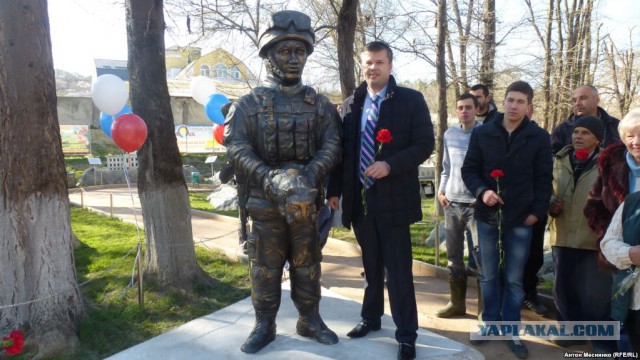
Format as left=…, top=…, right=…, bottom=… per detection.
left=360, top=95, right=380, bottom=188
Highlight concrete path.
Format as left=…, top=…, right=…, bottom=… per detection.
left=69, top=187, right=590, bottom=359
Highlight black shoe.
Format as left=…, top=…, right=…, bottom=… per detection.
left=505, top=337, right=529, bottom=359
left=397, top=342, right=416, bottom=360
left=346, top=322, right=381, bottom=338
left=523, top=296, right=548, bottom=316
left=469, top=328, right=488, bottom=346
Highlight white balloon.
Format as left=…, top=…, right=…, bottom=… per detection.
left=190, top=76, right=216, bottom=105
left=91, top=74, right=129, bottom=115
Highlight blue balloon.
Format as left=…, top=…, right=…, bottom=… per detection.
left=100, top=105, right=131, bottom=139
left=205, top=94, right=229, bottom=125
left=99, top=112, right=114, bottom=138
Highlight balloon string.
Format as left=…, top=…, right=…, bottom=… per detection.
left=122, top=150, right=143, bottom=245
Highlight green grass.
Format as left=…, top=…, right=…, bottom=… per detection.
left=65, top=207, right=250, bottom=359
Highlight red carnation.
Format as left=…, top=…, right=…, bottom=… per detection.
left=3, top=330, right=24, bottom=355
left=575, top=149, right=590, bottom=161
left=490, top=169, right=504, bottom=179
left=376, top=129, right=393, bottom=144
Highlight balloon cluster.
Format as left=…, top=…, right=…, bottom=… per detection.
left=190, top=76, right=229, bottom=145
left=92, top=74, right=148, bottom=153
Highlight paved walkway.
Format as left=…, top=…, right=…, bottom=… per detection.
left=69, top=186, right=590, bottom=359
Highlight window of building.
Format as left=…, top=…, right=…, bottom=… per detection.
left=200, top=64, right=210, bottom=77
left=230, top=66, right=241, bottom=80
left=215, top=63, right=228, bottom=78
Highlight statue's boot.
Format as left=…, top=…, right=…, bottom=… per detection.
left=290, top=263, right=338, bottom=345
left=241, top=265, right=282, bottom=354
left=241, top=310, right=278, bottom=354
left=436, top=274, right=467, bottom=318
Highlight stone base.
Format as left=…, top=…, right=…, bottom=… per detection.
left=106, top=282, right=483, bottom=360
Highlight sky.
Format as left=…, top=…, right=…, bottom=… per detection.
left=47, top=0, right=640, bottom=83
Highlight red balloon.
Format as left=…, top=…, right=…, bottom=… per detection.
left=111, top=114, right=148, bottom=152
left=213, top=124, right=225, bottom=145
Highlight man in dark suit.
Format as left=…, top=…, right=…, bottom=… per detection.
left=327, top=41, right=434, bottom=360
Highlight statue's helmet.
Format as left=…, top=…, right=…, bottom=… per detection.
left=258, top=10, right=315, bottom=58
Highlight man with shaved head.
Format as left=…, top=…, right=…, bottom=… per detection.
left=551, top=85, right=621, bottom=154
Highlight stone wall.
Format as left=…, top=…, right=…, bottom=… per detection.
left=57, top=96, right=213, bottom=127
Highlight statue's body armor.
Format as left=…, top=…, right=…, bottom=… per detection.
left=253, top=86, right=322, bottom=165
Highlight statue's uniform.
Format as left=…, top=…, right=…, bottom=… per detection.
left=225, top=80, right=341, bottom=339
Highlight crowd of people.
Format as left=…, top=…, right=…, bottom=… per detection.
left=224, top=10, right=638, bottom=360
left=436, top=81, right=640, bottom=358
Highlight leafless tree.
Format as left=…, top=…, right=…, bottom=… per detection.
left=450, top=0, right=474, bottom=93
left=0, top=0, right=84, bottom=356
left=337, top=0, right=359, bottom=99
left=523, top=0, right=602, bottom=130
left=603, top=31, right=640, bottom=116
left=435, top=0, right=448, bottom=215
left=478, top=0, right=495, bottom=89
left=126, top=0, right=212, bottom=289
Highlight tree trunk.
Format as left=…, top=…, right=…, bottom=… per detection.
left=445, top=32, right=460, bottom=99
left=435, top=0, right=448, bottom=217
left=542, top=0, right=554, bottom=131
left=479, top=0, right=495, bottom=89
left=126, top=0, right=209, bottom=289
left=0, top=0, right=83, bottom=356
left=337, top=0, right=358, bottom=100
left=451, top=0, right=473, bottom=92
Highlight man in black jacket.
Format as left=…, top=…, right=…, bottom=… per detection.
left=327, top=41, right=434, bottom=360
left=551, top=85, right=621, bottom=154
left=462, top=81, right=553, bottom=358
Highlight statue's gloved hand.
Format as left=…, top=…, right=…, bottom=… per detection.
left=263, top=169, right=285, bottom=203
left=302, top=165, right=320, bottom=188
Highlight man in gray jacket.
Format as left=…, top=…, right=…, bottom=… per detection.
left=436, top=93, right=481, bottom=318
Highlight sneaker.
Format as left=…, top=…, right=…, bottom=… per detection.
left=505, top=337, right=529, bottom=359
left=523, top=297, right=548, bottom=316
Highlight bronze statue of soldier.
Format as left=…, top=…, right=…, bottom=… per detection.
left=224, top=10, right=342, bottom=354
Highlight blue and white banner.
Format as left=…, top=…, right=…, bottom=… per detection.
left=469, top=321, right=620, bottom=341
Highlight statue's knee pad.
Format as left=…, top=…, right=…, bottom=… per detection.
left=250, top=264, right=282, bottom=287
left=289, top=262, right=321, bottom=283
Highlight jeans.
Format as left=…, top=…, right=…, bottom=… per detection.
left=477, top=219, right=532, bottom=322
left=443, top=202, right=476, bottom=276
